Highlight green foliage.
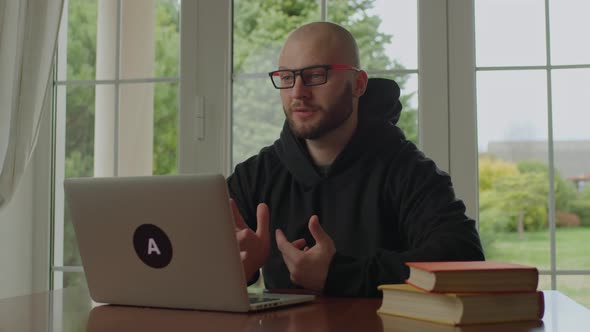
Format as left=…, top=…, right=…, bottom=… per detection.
left=478, top=155, right=518, bottom=192
left=483, top=172, right=549, bottom=231
left=479, top=156, right=584, bottom=235
left=479, top=156, right=547, bottom=232
left=570, top=199, right=590, bottom=227
left=517, top=160, right=577, bottom=212
left=65, top=0, right=97, bottom=178
left=153, top=0, right=180, bottom=175
left=517, top=160, right=548, bottom=174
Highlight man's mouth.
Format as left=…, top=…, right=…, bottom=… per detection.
left=292, top=108, right=316, bottom=119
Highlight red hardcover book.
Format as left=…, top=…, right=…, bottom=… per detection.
left=405, top=261, right=539, bottom=293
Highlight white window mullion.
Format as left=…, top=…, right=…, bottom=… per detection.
left=95, top=0, right=118, bottom=177
left=118, top=0, right=155, bottom=176
left=418, top=0, right=450, bottom=172
left=419, top=0, right=478, bottom=219
left=447, top=0, right=478, bottom=220
left=51, top=0, right=69, bottom=290
left=179, top=0, right=232, bottom=176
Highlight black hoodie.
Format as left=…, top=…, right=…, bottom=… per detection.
left=227, top=78, right=484, bottom=297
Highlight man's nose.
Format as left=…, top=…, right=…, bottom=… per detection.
left=289, top=75, right=311, bottom=99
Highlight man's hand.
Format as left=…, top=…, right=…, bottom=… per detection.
left=275, top=215, right=336, bottom=292
left=230, top=199, right=270, bottom=281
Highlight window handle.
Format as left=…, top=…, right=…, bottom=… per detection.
left=195, top=96, right=205, bottom=141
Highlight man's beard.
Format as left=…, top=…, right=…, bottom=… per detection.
left=284, top=83, right=354, bottom=140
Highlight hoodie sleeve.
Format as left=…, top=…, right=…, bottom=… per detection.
left=227, top=159, right=262, bottom=286
left=323, top=145, right=485, bottom=297
left=227, top=159, right=259, bottom=230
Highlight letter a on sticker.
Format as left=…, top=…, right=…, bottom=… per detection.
left=147, top=238, right=161, bottom=255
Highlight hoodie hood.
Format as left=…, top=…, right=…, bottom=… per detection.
left=358, top=78, right=402, bottom=126
left=273, top=78, right=404, bottom=188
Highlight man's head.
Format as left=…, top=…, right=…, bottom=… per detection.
left=273, top=22, right=368, bottom=140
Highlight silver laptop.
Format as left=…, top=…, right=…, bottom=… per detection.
left=64, top=174, right=314, bottom=312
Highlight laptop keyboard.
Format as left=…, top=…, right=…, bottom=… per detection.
left=248, top=293, right=280, bottom=304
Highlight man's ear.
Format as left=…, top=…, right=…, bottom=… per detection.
left=353, top=70, right=368, bottom=97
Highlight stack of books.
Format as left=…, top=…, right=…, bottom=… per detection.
left=377, top=261, right=544, bottom=326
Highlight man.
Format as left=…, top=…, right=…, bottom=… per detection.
left=227, top=22, right=484, bottom=297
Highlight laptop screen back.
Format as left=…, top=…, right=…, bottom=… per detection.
left=64, top=174, right=251, bottom=311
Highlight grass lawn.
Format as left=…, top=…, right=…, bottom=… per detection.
left=484, top=226, right=590, bottom=309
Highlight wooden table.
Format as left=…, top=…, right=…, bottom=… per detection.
left=0, top=287, right=589, bottom=331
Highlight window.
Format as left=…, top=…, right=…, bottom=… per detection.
left=48, top=0, right=590, bottom=310
left=53, top=0, right=180, bottom=289
left=474, top=0, right=590, bottom=307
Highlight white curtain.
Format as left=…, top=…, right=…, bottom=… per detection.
left=0, top=0, right=64, bottom=208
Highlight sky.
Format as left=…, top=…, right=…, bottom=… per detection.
left=368, top=0, right=590, bottom=152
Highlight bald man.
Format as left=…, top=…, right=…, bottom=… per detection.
left=227, top=22, right=484, bottom=297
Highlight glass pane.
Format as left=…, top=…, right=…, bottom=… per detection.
left=155, top=0, right=180, bottom=77
left=62, top=272, right=88, bottom=289
left=328, top=0, right=417, bottom=70
left=60, top=0, right=111, bottom=81
left=232, top=0, right=320, bottom=74
left=62, top=84, right=100, bottom=267
left=550, top=0, right=590, bottom=65
left=153, top=82, right=179, bottom=175
left=477, top=71, right=548, bottom=153
left=359, top=0, right=418, bottom=69
left=557, top=276, right=590, bottom=309
left=477, top=71, right=550, bottom=269
left=232, top=77, right=283, bottom=168
left=368, top=73, right=418, bottom=144
left=552, top=69, right=590, bottom=269
left=475, top=0, right=546, bottom=67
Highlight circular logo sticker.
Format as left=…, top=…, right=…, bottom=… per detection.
left=133, top=224, right=173, bottom=269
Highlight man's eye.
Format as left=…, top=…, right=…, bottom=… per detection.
left=307, top=71, right=324, bottom=80
left=280, top=75, right=293, bottom=82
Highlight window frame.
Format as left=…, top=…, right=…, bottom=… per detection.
left=44, top=0, right=590, bottom=296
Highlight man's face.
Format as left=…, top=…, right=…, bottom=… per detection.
left=278, top=39, right=357, bottom=140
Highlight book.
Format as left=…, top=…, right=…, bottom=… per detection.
left=379, top=313, right=544, bottom=332
left=377, top=284, right=544, bottom=326
left=405, top=261, right=539, bottom=293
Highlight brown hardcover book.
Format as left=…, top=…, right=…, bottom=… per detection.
left=377, top=284, right=544, bottom=326
left=405, top=261, right=539, bottom=293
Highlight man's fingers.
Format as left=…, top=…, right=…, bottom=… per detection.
left=230, top=199, right=248, bottom=230
left=255, top=203, right=270, bottom=240
left=275, top=229, right=301, bottom=261
left=291, top=238, right=307, bottom=250
left=236, top=228, right=249, bottom=243
left=308, top=215, right=331, bottom=245
left=240, top=251, right=248, bottom=262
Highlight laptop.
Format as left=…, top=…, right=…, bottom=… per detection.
left=64, top=174, right=315, bottom=312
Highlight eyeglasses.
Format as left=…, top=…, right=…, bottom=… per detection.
left=268, top=64, right=360, bottom=89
